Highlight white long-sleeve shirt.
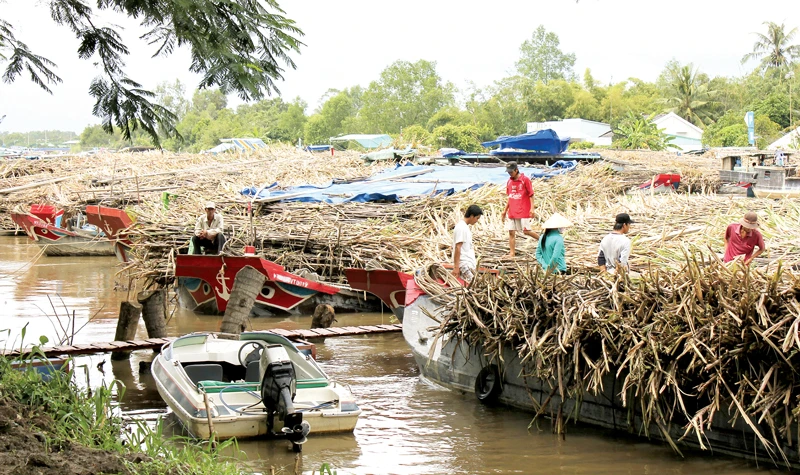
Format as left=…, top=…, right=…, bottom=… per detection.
left=195, top=212, right=224, bottom=237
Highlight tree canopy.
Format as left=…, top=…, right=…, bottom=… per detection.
left=0, top=0, right=304, bottom=146
left=515, top=25, right=576, bottom=84
left=742, top=21, right=800, bottom=74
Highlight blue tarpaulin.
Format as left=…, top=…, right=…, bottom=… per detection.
left=241, top=161, right=577, bottom=204
left=482, top=129, right=570, bottom=155
left=330, top=134, right=393, bottom=149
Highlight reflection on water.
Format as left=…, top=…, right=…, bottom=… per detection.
left=0, top=236, right=785, bottom=474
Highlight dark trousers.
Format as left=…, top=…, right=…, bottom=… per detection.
left=191, top=234, right=226, bottom=255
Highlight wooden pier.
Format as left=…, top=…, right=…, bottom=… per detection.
left=1, top=324, right=403, bottom=359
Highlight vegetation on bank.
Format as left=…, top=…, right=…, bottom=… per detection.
left=3, top=22, right=798, bottom=154
left=0, top=343, right=244, bottom=475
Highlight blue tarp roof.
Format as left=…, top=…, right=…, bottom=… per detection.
left=330, top=134, right=393, bottom=149
left=241, top=161, right=577, bottom=204
left=203, top=138, right=267, bottom=154
left=482, top=129, right=570, bottom=155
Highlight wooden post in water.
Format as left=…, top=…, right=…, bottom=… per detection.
left=220, top=266, right=265, bottom=335
left=111, top=301, right=142, bottom=360
left=138, top=289, right=167, bottom=339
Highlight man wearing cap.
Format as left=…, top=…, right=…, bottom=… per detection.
left=723, top=212, right=765, bottom=265
left=598, top=213, right=634, bottom=273
left=502, top=161, right=538, bottom=257
left=191, top=201, right=226, bottom=255
left=452, top=204, right=483, bottom=283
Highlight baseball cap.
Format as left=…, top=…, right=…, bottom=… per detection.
left=204, top=201, right=216, bottom=209
left=505, top=161, right=519, bottom=172
left=615, top=213, right=634, bottom=225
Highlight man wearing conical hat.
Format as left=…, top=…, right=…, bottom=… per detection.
left=535, top=213, right=573, bottom=273
left=191, top=201, right=226, bottom=255
left=723, top=212, right=765, bottom=265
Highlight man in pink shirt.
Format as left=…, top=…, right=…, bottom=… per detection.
left=502, top=162, right=538, bottom=257
left=723, top=212, right=766, bottom=265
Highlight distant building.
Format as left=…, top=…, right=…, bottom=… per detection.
left=526, top=118, right=612, bottom=146
left=767, top=127, right=800, bottom=150
left=651, top=112, right=704, bottom=152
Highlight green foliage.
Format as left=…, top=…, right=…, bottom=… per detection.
left=570, top=141, right=595, bottom=149
left=430, top=123, right=484, bottom=152
left=658, top=62, right=717, bottom=127
left=426, top=107, right=472, bottom=130
left=401, top=124, right=432, bottom=146
left=0, top=0, right=304, bottom=146
left=703, top=110, right=783, bottom=148
left=303, top=88, right=362, bottom=144
left=613, top=112, right=677, bottom=150
left=515, top=25, right=576, bottom=83
left=359, top=60, right=455, bottom=133
left=0, top=130, right=78, bottom=147
left=742, top=21, right=800, bottom=74
left=754, top=92, right=790, bottom=128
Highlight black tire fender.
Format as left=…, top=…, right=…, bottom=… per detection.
left=475, top=364, right=502, bottom=404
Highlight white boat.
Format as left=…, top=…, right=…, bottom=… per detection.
left=152, top=332, right=361, bottom=450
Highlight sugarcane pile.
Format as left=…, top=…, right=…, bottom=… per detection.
left=417, top=257, right=800, bottom=466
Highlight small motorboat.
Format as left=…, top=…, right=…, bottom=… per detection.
left=152, top=331, right=361, bottom=450
left=10, top=204, right=115, bottom=257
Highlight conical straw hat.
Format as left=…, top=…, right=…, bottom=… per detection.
left=542, top=212, right=573, bottom=229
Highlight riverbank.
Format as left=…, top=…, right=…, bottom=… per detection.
left=0, top=352, right=243, bottom=475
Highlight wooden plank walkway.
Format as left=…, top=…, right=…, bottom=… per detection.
left=1, top=324, right=403, bottom=358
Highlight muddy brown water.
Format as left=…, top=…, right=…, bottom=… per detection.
left=0, top=235, right=787, bottom=474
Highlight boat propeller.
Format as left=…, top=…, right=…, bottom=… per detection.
left=259, top=343, right=310, bottom=450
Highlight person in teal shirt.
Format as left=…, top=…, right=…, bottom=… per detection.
left=535, top=213, right=573, bottom=273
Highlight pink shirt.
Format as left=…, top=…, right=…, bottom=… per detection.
left=506, top=174, right=533, bottom=219
left=723, top=224, right=764, bottom=262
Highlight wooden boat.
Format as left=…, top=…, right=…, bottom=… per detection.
left=176, top=254, right=380, bottom=316
left=152, top=331, right=360, bottom=449
left=345, top=268, right=800, bottom=468
left=626, top=173, right=681, bottom=195
left=84, top=205, right=135, bottom=262
left=10, top=205, right=115, bottom=257
left=751, top=187, right=800, bottom=199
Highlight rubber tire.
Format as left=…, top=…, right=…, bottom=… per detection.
left=475, top=364, right=502, bottom=404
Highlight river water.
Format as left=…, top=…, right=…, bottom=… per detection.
left=0, top=235, right=786, bottom=474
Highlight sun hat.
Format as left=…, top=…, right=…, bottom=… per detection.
left=542, top=213, right=573, bottom=229
left=740, top=212, right=759, bottom=229
left=204, top=201, right=216, bottom=209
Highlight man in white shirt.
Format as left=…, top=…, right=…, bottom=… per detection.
left=192, top=201, right=226, bottom=254
left=598, top=213, right=633, bottom=273
left=452, top=204, right=483, bottom=283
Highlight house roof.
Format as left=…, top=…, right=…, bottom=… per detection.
left=767, top=127, right=800, bottom=150
left=652, top=112, right=704, bottom=136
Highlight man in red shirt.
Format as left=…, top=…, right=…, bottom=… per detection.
left=723, top=211, right=766, bottom=265
left=502, top=161, right=538, bottom=257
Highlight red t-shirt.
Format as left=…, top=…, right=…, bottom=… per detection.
left=506, top=173, right=534, bottom=219
left=723, top=223, right=765, bottom=262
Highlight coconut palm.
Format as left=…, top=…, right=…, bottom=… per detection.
left=741, top=22, right=800, bottom=73
left=660, top=63, right=717, bottom=127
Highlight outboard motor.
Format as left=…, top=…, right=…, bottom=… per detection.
left=259, top=344, right=311, bottom=451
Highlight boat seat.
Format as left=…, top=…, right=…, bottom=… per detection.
left=184, top=364, right=224, bottom=385
left=245, top=360, right=261, bottom=382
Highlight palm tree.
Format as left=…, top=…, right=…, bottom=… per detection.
left=742, top=22, right=800, bottom=73
left=660, top=63, right=717, bottom=127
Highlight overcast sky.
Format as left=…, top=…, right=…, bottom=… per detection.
left=0, top=0, right=794, bottom=133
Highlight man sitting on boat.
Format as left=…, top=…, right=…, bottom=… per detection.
left=191, top=201, right=226, bottom=255
left=723, top=212, right=765, bottom=266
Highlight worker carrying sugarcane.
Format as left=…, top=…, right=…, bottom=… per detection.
left=452, top=204, right=483, bottom=283
left=723, top=212, right=765, bottom=265
left=598, top=213, right=634, bottom=274
left=535, top=213, right=573, bottom=273
left=502, top=161, right=538, bottom=257
left=191, top=201, right=226, bottom=254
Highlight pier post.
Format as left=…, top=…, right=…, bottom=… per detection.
left=220, top=266, right=266, bottom=335
left=111, top=301, right=142, bottom=360
left=138, top=289, right=167, bottom=339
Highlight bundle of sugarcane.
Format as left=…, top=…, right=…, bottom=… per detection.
left=420, top=255, right=800, bottom=464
